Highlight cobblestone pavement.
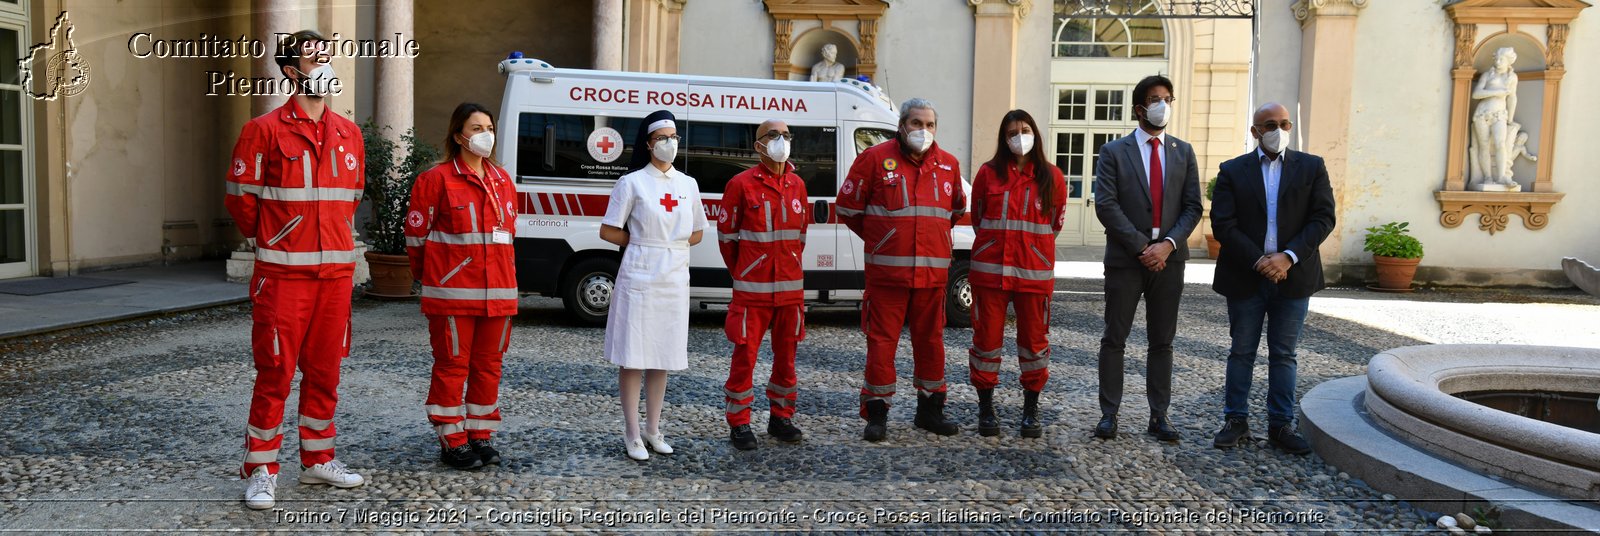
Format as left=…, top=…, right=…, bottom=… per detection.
left=0, top=279, right=1595, bottom=533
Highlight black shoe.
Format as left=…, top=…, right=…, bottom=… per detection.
left=440, top=443, right=483, bottom=470
left=912, top=392, right=960, bottom=436
left=469, top=439, right=501, bottom=465
left=1094, top=414, right=1118, bottom=439
left=1213, top=416, right=1250, bottom=449
left=976, top=388, right=999, bottom=437
left=1268, top=423, right=1311, bottom=455
left=730, top=424, right=758, bottom=451
left=1019, top=390, right=1043, bottom=439
left=767, top=417, right=803, bottom=443
left=1146, top=414, right=1181, bottom=442
left=863, top=400, right=889, bottom=442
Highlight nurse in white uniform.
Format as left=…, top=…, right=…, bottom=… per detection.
left=599, top=110, right=708, bottom=461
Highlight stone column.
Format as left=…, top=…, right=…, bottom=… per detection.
left=375, top=0, right=414, bottom=139
left=594, top=0, right=623, bottom=70
left=968, top=0, right=1029, bottom=168
left=252, top=0, right=297, bottom=117
left=625, top=0, right=686, bottom=73
left=1292, top=0, right=1367, bottom=262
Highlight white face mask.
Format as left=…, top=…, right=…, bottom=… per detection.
left=1258, top=128, right=1289, bottom=155
left=760, top=137, right=791, bottom=163
left=296, top=64, right=337, bottom=97
left=1008, top=133, right=1034, bottom=156
left=1144, top=100, right=1171, bottom=129
left=651, top=137, right=678, bottom=164
left=904, top=129, right=934, bottom=153
left=465, top=131, right=494, bottom=158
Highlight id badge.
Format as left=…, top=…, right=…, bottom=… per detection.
left=492, top=227, right=513, bottom=244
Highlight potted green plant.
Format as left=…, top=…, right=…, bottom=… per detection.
left=360, top=120, right=441, bottom=298
left=1363, top=221, right=1424, bottom=291
left=1204, top=178, right=1221, bottom=259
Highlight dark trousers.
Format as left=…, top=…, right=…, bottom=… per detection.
left=1097, top=262, right=1185, bottom=417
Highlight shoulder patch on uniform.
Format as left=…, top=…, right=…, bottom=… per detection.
left=407, top=210, right=424, bottom=228
left=883, top=158, right=898, bottom=171
left=232, top=158, right=246, bottom=177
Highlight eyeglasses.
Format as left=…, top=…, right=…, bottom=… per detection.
left=1254, top=120, right=1293, bottom=130
left=1145, top=96, right=1175, bottom=105
left=650, top=134, right=681, bottom=144
left=760, top=131, right=794, bottom=141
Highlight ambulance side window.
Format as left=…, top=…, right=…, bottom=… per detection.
left=680, top=121, right=836, bottom=197
left=855, top=128, right=894, bottom=154
left=516, top=112, right=642, bottom=182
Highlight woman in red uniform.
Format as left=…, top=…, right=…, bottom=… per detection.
left=967, top=109, right=1067, bottom=438
left=404, top=102, right=519, bottom=469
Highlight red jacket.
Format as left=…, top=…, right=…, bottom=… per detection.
left=225, top=100, right=365, bottom=279
left=969, top=161, right=1067, bottom=294
left=718, top=163, right=809, bottom=306
left=405, top=158, right=520, bottom=317
left=835, top=139, right=965, bottom=289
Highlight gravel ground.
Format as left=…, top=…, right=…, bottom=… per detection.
left=0, top=278, right=1595, bottom=533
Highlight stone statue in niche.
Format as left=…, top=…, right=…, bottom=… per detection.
left=1469, top=47, right=1523, bottom=191
left=809, top=44, right=846, bottom=82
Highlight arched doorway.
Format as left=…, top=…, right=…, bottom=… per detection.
left=1047, top=0, right=1253, bottom=247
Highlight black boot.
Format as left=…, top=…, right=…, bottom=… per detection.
left=976, top=388, right=999, bottom=437
left=767, top=417, right=803, bottom=443
left=440, top=443, right=483, bottom=470
left=730, top=424, right=758, bottom=451
left=469, top=438, right=502, bottom=465
left=913, top=392, right=960, bottom=436
left=863, top=400, right=889, bottom=442
left=1020, top=390, right=1043, bottom=438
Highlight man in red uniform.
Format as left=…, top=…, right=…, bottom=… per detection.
left=835, top=98, right=966, bottom=441
left=718, top=119, right=809, bottom=451
left=225, top=30, right=366, bottom=510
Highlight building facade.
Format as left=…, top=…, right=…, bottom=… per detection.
left=2, top=0, right=1595, bottom=286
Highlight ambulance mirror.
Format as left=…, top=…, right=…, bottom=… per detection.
left=813, top=200, right=829, bottom=224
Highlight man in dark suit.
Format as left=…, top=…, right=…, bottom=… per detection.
left=1208, top=103, right=1336, bottom=455
left=1091, top=75, right=1204, bottom=441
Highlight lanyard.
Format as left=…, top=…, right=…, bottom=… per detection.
left=464, top=163, right=505, bottom=227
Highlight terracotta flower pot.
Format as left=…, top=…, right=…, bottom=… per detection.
left=1373, top=255, right=1421, bottom=290
left=364, top=251, right=416, bottom=298
left=1205, top=233, right=1221, bottom=259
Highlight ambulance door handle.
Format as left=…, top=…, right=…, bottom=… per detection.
left=813, top=200, right=829, bottom=224
left=542, top=123, right=557, bottom=171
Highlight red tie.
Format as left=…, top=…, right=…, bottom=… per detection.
left=1148, top=137, right=1163, bottom=231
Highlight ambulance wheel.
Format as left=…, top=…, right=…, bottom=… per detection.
left=563, top=257, right=618, bottom=326
left=945, top=259, right=973, bottom=329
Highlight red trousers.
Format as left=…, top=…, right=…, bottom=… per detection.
left=425, top=315, right=510, bottom=448
left=723, top=304, right=804, bottom=426
left=859, top=285, right=947, bottom=417
left=969, top=286, right=1052, bottom=391
left=241, top=276, right=352, bottom=478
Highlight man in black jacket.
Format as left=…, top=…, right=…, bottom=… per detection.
left=1208, top=102, right=1336, bottom=455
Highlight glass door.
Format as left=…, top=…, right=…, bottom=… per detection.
left=0, top=20, right=33, bottom=278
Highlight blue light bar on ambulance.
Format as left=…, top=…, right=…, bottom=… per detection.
left=839, top=77, right=895, bottom=112
left=498, top=54, right=553, bottom=75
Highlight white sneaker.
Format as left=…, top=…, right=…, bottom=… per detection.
left=243, top=466, right=277, bottom=510
left=644, top=432, right=673, bottom=455
left=299, top=459, right=365, bottom=488
left=624, top=437, right=649, bottom=461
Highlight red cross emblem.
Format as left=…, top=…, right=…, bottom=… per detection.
left=595, top=136, right=615, bottom=153
left=659, top=193, right=678, bottom=212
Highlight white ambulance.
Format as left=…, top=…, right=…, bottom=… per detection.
left=495, top=54, right=975, bottom=326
